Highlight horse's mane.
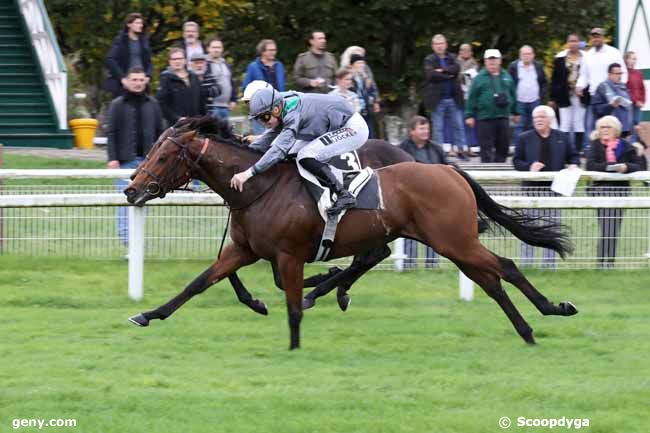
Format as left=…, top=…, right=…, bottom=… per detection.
left=175, top=115, right=248, bottom=149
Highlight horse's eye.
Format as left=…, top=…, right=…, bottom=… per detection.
left=158, top=156, right=167, bottom=164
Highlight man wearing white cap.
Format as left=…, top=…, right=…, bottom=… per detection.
left=465, top=49, right=520, bottom=162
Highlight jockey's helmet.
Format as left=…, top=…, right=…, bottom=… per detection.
left=241, top=80, right=273, bottom=102
left=248, top=87, right=282, bottom=119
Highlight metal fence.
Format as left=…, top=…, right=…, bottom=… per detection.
left=1, top=170, right=650, bottom=269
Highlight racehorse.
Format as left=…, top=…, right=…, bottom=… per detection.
left=125, top=116, right=577, bottom=350
left=138, top=120, right=416, bottom=314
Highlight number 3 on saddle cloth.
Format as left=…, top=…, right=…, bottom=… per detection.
left=295, top=150, right=383, bottom=262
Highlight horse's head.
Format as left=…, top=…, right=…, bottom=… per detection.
left=124, top=127, right=208, bottom=206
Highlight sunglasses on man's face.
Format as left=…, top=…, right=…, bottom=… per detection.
left=257, top=112, right=273, bottom=123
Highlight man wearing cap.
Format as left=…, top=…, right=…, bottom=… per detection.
left=189, top=52, right=221, bottom=116
left=423, top=34, right=467, bottom=159
left=230, top=88, right=369, bottom=215
left=465, top=49, right=520, bottom=162
left=576, top=27, right=627, bottom=137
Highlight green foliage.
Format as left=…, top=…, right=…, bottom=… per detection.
left=0, top=258, right=648, bottom=432
left=46, top=0, right=615, bottom=112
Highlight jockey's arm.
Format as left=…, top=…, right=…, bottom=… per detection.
left=248, top=127, right=279, bottom=153
left=250, top=128, right=296, bottom=175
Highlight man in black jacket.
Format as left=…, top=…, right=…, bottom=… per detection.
left=104, top=12, right=152, bottom=98
left=513, top=105, right=578, bottom=267
left=508, top=45, right=548, bottom=143
left=422, top=34, right=467, bottom=159
left=399, top=116, right=449, bottom=268
left=107, top=67, right=164, bottom=245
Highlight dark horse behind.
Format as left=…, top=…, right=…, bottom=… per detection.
left=125, top=116, right=577, bottom=350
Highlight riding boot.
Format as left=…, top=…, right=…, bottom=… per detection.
left=300, top=158, right=356, bottom=215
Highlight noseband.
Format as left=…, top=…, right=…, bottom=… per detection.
left=139, top=134, right=210, bottom=198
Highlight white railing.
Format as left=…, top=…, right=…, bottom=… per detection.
left=19, top=0, right=67, bottom=130
left=2, top=169, right=650, bottom=301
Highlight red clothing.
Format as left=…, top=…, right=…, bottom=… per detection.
left=626, top=68, right=646, bottom=104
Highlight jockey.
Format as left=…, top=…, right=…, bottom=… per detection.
left=230, top=87, right=369, bottom=215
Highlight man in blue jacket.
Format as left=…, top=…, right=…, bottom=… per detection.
left=242, top=39, right=286, bottom=133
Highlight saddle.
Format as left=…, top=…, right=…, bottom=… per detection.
left=295, top=151, right=383, bottom=261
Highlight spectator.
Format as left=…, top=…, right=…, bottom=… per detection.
left=329, top=68, right=361, bottom=113
left=189, top=53, right=220, bottom=115
left=551, top=33, right=588, bottom=154
left=293, top=30, right=337, bottom=93
left=243, top=39, right=286, bottom=92
left=106, top=67, right=163, bottom=246
left=156, top=47, right=203, bottom=125
left=349, top=54, right=380, bottom=138
left=205, top=37, right=237, bottom=119
left=508, top=45, right=548, bottom=142
left=576, top=27, right=627, bottom=138
left=459, top=43, right=479, bottom=155
left=104, top=12, right=152, bottom=98
left=340, top=46, right=380, bottom=104
left=423, top=34, right=467, bottom=159
left=592, top=63, right=632, bottom=134
left=181, top=21, right=205, bottom=70
left=513, top=105, right=579, bottom=267
left=624, top=51, right=645, bottom=128
left=465, top=49, right=520, bottom=162
left=586, top=115, right=644, bottom=268
left=399, top=116, right=449, bottom=268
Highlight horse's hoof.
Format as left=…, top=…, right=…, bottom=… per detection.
left=128, top=313, right=149, bottom=327
left=520, top=328, right=536, bottom=345
left=303, top=298, right=315, bottom=310
left=559, top=301, right=578, bottom=316
left=337, top=294, right=351, bottom=312
left=251, top=300, right=268, bottom=316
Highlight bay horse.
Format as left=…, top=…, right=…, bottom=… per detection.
left=137, top=120, right=417, bottom=314
left=125, top=117, right=577, bottom=350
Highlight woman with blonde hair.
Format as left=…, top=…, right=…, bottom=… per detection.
left=586, top=115, right=644, bottom=267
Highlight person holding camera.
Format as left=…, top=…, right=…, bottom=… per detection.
left=465, top=49, right=520, bottom=162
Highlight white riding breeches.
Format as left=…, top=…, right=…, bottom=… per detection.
left=291, top=112, right=369, bottom=163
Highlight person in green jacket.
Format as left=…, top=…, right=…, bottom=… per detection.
left=465, top=49, right=520, bottom=162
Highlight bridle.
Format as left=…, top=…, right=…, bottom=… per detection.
left=137, top=131, right=211, bottom=198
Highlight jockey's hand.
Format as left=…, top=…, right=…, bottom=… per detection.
left=243, top=135, right=258, bottom=144
left=230, top=168, right=254, bottom=192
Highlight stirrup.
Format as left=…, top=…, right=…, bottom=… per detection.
left=327, top=191, right=356, bottom=215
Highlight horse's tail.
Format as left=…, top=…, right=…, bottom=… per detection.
left=453, top=167, right=573, bottom=258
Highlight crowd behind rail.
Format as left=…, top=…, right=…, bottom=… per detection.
left=25, top=14, right=650, bottom=268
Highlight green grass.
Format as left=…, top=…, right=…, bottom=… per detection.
left=0, top=257, right=648, bottom=432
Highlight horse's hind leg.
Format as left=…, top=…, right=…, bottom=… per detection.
left=457, top=262, right=536, bottom=344
left=497, top=256, right=577, bottom=316
left=303, top=245, right=391, bottom=310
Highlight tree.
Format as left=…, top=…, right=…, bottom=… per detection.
left=46, top=0, right=615, bottom=114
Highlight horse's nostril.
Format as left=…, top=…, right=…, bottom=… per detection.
left=124, top=188, right=136, bottom=198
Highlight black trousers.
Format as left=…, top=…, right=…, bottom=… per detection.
left=596, top=208, right=624, bottom=267
left=477, top=118, right=510, bottom=162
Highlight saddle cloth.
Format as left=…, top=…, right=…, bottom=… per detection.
left=295, top=150, right=384, bottom=261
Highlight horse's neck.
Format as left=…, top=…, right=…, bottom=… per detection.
left=197, top=142, right=283, bottom=209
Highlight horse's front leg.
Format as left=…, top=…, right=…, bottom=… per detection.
left=276, top=253, right=305, bottom=350
left=128, top=243, right=259, bottom=327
